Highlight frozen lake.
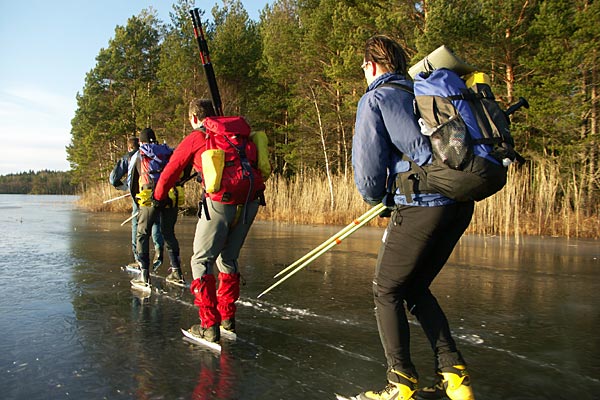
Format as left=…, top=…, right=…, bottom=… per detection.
left=0, top=194, right=598, bottom=399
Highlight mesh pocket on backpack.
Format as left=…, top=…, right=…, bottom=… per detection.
left=430, top=115, right=471, bottom=170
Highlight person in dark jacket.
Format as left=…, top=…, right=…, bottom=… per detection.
left=109, top=137, right=164, bottom=269
left=351, top=35, right=475, bottom=400
left=130, top=128, right=183, bottom=290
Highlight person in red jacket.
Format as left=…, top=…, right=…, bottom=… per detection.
left=154, top=98, right=267, bottom=344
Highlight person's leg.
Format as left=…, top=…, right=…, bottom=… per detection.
left=216, top=200, right=259, bottom=332
left=373, top=206, right=447, bottom=376
left=188, top=199, right=233, bottom=342
left=151, top=212, right=164, bottom=270
left=410, top=202, right=476, bottom=400
left=133, top=205, right=158, bottom=287
left=190, top=199, right=232, bottom=279
left=405, top=202, right=474, bottom=367
left=189, top=274, right=220, bottom=342
left=159, top=206, right=185, bottom=285
left=362, top=205, right=465, bottom=400
left=130, top=200, right=139, bottom=265
left=217, top=200, right=259, bottom=273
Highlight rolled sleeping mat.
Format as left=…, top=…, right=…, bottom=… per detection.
left=408, top=45, right=477, bottom=79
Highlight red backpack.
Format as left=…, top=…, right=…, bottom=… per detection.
left=201, top=116, right=265, bottom=205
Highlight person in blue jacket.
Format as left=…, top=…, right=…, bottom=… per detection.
left=109, top=136, right=164, bottom=270
left=351, top=35, right=475, bottom=400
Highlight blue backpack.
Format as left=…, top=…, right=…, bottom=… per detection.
left=139, top=143, right=173, bottom=188
left=387, top=68, right=524, bottom=202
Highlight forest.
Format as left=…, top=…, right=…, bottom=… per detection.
left=68, top=0, right=599, bottom=238
left=0, top=170, right=76, bottom=195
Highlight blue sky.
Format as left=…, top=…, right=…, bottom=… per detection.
left=0, top=1, right=269, bottom=176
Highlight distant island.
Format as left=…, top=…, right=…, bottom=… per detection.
left=0, top=170, right=76, bottom=195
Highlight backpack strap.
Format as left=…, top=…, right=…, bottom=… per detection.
left=392, top=154, right=435, bottom=204
left=377, top=82, right=430, bottom=202
left=222, top=135, right=254, bottom=224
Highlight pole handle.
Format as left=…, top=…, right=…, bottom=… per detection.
left=189, top=8, right=223, bottom=116
left=505, top=97, right=529, bottom=117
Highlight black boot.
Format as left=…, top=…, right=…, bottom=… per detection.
left=152, top=246, right=164, bottom=271
left=189, top=324, right=220, bottom=343
left=165, top=252, right=185, bottom=287
left=131, top=254, right=151, bottom=290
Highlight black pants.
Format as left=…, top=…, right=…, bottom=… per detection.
left=373, top=201, right=474, bottom=377
left=136, top=205, right=179, bottom=269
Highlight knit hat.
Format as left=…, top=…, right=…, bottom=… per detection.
left=139, top=128, right=156, bottom=143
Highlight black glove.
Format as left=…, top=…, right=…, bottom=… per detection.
left=379, top=207, right=393, bottom=218
left=152, top=195, right=171, bottom=209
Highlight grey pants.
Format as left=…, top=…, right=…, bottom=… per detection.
left=191, top=198, right=259, bottom=279
left=136, top=205, right=179, bottom=267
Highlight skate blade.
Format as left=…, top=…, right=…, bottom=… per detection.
left=181, top=328, right=221, bottom=352
left=165, top=279, right=186, bottom=288
left=335, top=394, right=358, bottom=400
left=130, top=280, right=151, bottom=293
left=220, top=326, right=237, bottom=341
left=124, top=265, right=141, bottom=274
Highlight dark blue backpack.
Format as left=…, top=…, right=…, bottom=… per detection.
left=388, top=68, right=523, bottom=202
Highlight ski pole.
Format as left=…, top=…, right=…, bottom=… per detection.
left=190, top=8, right=223, bottom=116
left=273, top=203, right=386, bottom=278
left=103, top=192, right=131, bottom=204
left=258, top=203, right=387, bottom=298
left=121, top=211, right=139, bottom=226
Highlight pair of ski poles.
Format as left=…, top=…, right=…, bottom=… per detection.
left=257, top=203, right=387, bottom=298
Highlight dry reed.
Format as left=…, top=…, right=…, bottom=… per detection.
left=79, top=161, right=599, bottom=238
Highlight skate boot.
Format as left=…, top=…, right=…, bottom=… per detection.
left=131, top=268, right=151, bottom=291
left=152, top=247, right=164, bottom=271
left=166, top=252, right=184, bottom=286
left=419, top=365, right=474, bottom=400
left=358, top=369, right=417, bottom=400
left=131, top=253, right=151, bottom=291
left=126, top=260, right=141, bottom=271
left=221, top=318, right=236, bottom=333
left=188, top=324, right=220, bottom=343
left=417, top=378, right=445, bottom=399
left=166, top=268, right=185, bottom=287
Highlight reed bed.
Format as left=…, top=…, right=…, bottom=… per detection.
left=81, top=161, right=599, bottom=239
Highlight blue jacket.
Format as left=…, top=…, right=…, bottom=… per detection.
left=352, top=72, right=453, bottom=207
left=109, top=149, right=137, bottom=191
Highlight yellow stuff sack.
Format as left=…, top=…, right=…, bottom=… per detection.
left=250, top=130, right=271, bottom=180
left=464, top=71, right=491, bottom=87
left=168, top=186, right=185, bottom=207
left=136, top=188, right=153, bottom=207
left=201, top=149, right=225, bottom=193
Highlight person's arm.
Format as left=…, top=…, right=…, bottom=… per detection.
left=127, top=151, right=139, bottom=196
left=352, top=93, right=390, bottom=205
left=109, top=155, right=129, bottom=191
left=130, top=153, right=141, bottom=199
